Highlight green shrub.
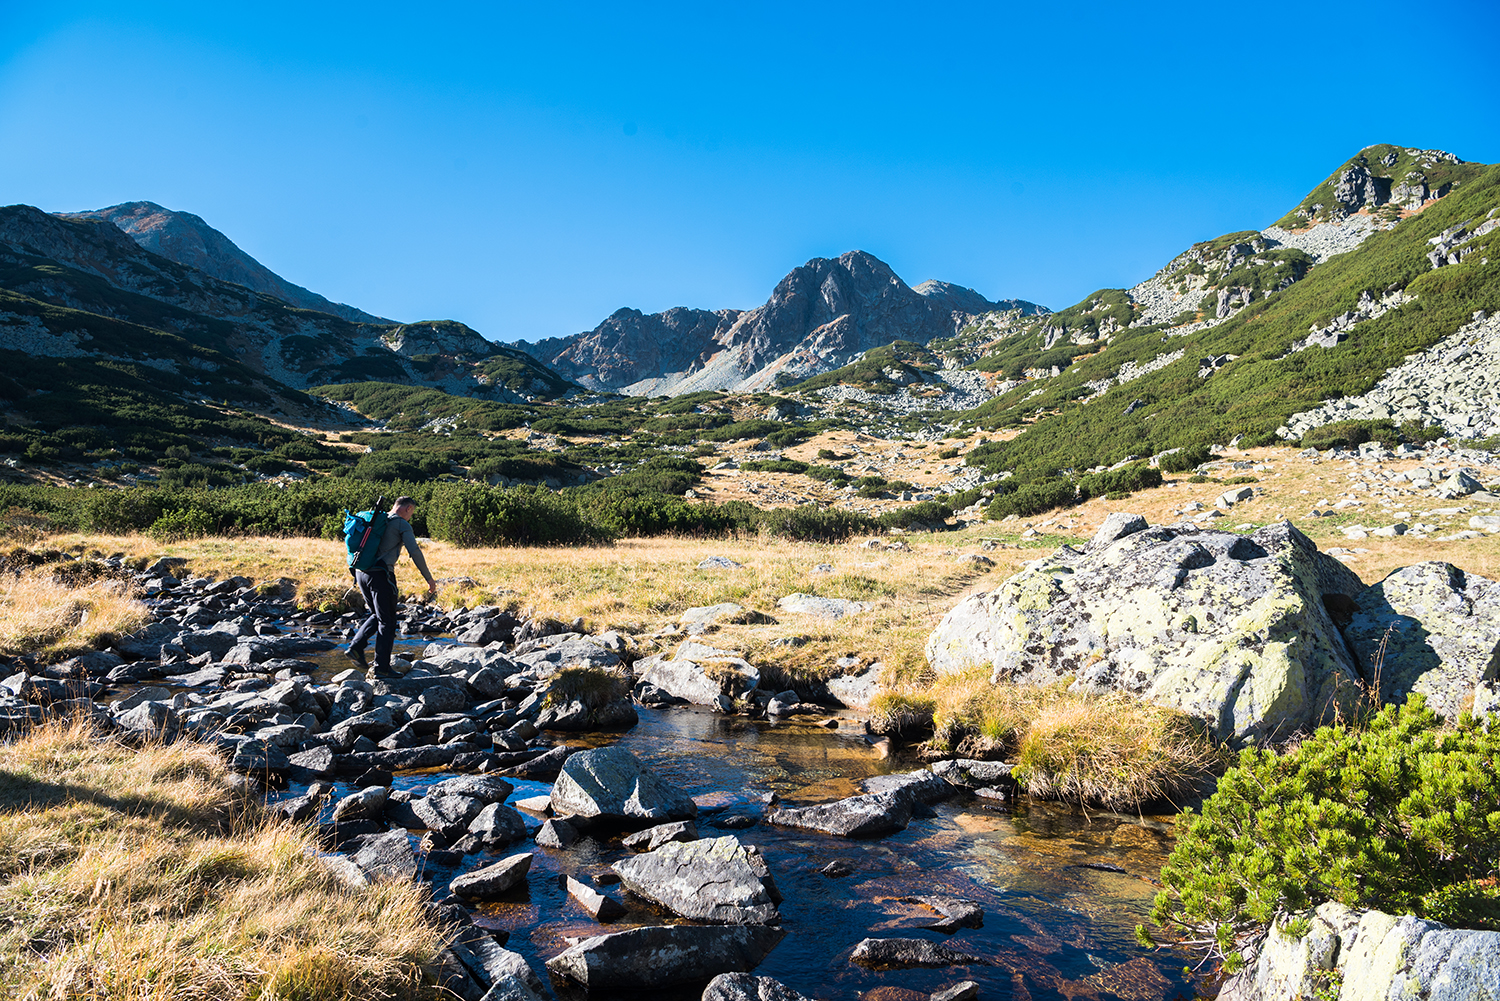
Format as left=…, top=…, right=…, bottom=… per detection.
left=938, top=447, right=959, bottom=460
left=987, top=478, right=1078, bottom=518
left=1145, top=696, right=1500, bottom=971
left=1300, top=418, right=1399, bottom=452
left=739, top=459, right=809, bottom=474
left=426, top=483, right=610, bottom=546
left=1078, top=463, right=1162, bottom=501
left=148, top=508, right=215, bottom=542
left=756, top=505, right=875, bottom=542
left=803, top=464, right=849, bottom=483
left=1222, top=475, right=1259, bottom=485
left=1159, top=445, right=1212, bottom=473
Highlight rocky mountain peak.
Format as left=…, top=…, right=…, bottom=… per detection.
left=62, top=201, right=390, bottom=324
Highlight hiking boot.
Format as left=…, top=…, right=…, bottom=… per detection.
left=344, top=646, right=369, bottom=672
left=371, top=664, right=400, bottom=680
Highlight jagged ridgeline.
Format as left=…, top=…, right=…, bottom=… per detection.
left=952, top=144, right=1498, bottom=478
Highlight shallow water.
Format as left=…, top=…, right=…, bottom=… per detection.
left=273, top=638, right=1205, bottom=1001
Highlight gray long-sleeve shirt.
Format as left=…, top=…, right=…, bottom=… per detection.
left=374, top=516, right=432, bottom=581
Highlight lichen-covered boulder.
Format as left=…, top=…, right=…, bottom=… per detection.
left=612, top=834, right=781, bottom=924
left=924, top=518, right=1365, bottom=744
left=549, top=746, right=698, bottom=826
left=1343, top=562, right=1500, bottom=718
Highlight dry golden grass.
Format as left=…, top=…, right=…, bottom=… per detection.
left=0, top=570, right=150, bottom=662
left=0, top=720, right=445, bottom=1000
left=925, top=668, right=1225, bottom=810
left=38, top=529, right=1014, bottom=687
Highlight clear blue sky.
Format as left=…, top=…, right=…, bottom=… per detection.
left=3, top=2, right=1497, bottom=342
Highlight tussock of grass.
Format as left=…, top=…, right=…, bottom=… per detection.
left=0, top=570, right=149, bottom=661
left=0, top=720, right=445, bottom=1000
left=867, top=691, right=937, bottom=737
left=1014, top=691, right=1223, bottom=809
left=929, top=668, right=1225, bottom=809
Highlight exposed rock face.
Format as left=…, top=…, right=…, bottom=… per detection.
left=1220, top=902, right=1500, bottom=1001
left=702, top=972, right=818, bottom=1001
left=1343, top=562, right=1500, bottom=718
left=611, top=835, right=781, bottom=925
left=544, top=924, right=786, bottom=988
left=518, top=251, right=1038, bottom=395
left=65, top=201, right=390, bottom=323
left=849, top=937, right=992, bottom=969
left=633, top=642, right=760, bottom=711
left=924, top=517, right=1367, bottom=744
left=548, top=746, right=698, bottom=826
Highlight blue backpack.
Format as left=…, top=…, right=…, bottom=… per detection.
left=342, top=496, right=388, bottom=573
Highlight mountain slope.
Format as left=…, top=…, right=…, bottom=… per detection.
left=518, top=250, right=1044, bottom=394
left=0, top=204, right=570, bottom=402
left=956, top=144, right=1500, bottom=479
left=64, top=201, right=391, bottom=324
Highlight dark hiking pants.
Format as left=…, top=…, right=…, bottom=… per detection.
left=351, top=568, right=398, bottom=670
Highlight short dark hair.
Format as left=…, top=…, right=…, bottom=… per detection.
left=393, top=495, right=417, bottom=510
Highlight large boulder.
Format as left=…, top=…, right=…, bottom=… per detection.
left=533, top=670, right=639, bottom=731
left=634, top=642, right=760, bottom=711
left=1220, top=902, right=1500, bottom=1001
left=1343, top=562, right=1500, bottom=718
left=544, top=925, right=786, bottom=989
left=924, top=518, right=1365, bottom=744
left=549, top=746, right=698, bottom=826
left=612, top=835, right=781, bottom=925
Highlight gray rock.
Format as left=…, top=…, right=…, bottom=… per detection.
left=925, top=519, right=1366, bottom=744
left=544, top=924, right=786, bottom=989
left=1470, top=514, right=1500, bottom=532
left=229, top=739, right=288, bottom=777
left=1087, top=511, right=1149, bottom=550
left=621, top=819, right=699, bottom=852
left=863, top=769, right=955, bottom=804
left=906, top=895, right=984, bottom=932
left=698, top=557, right=744, bottom=570
left=776, top=593, right=869, bottom=620
left=496, top=744, right=572, bottom=780
left=549, top=746, right=697, bottom=825
left=464, top=802, right=529, bottom=847
left=561, top=875, right=626, bottom=921
left=414, top=792, right=487, bottom=839
left=635, top=643, right=760, bottom=709
left=612, top=835, right=780, bottom=925
left=765, top=790, right=913, bottom=838
left=680, top=602, right=745, bottom=625
left=929, top=983, right=980, bottom=1001
left=1220, top=901, right=1500, bottom=1001
left=535, top=819, right=580, bottom=849
left=702, top=972, right=818, bottom=1001
left=331, top=785, right=388, bottom=823
left=825, top=668, right=882, bottom=709
left=109, top=686, right=172, bottom=714
left=449, top=852, right=533, bottom=900
left=931, top=759, right=1017, bottom=790
left=352, top=829, right=418, bottom=881
left=850, top=937, right=992, bottom=969
left=1344, top=562, right=1500, bottom=718
left=116, top=700, right=179, bottom=738
left=430, top=775, right=513, bottom=803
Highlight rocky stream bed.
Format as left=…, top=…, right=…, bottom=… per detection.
left=0, top=558, right=1198, bottom=1001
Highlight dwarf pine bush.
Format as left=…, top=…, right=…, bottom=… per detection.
left=1144, top=696, right=1500, bottom=971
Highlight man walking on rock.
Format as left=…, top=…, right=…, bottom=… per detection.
left=348, top=495, right=437, bottom=677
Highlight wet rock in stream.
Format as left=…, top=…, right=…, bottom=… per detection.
left=545, top=924, right=787, bottom=989
left=612, top=834, right=782, bottom=925
left=549, top=745, right=698, bottom=825
left=850, top=937, right=993, bottom=969
left=702, top=972, right=818, bottom=1001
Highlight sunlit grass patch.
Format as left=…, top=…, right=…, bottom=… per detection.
left=0, top=569, right=149, bottom=662
left=0, top=720, right=445, bottom=1000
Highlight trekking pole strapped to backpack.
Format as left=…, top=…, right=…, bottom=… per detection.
left=342, top=495, right=387, bottom=574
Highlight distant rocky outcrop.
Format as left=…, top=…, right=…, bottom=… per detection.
left=516, top=251, right=1042, bottom=395
left=64, top=201, right=391, bottom=324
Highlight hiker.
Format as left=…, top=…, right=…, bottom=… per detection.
left=347, top=496, right=437, bottom=676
